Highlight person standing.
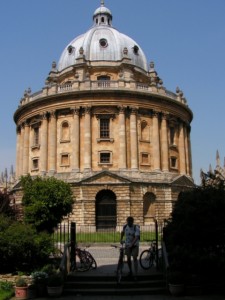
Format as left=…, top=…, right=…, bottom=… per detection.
left=120, top=216, right=140, bottom=281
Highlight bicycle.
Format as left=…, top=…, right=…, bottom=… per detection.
left=111, top=242, right=126, bottom=284
left=139, top=240, right=157, bottom=270
left=71, top=245, right=97, bottom=272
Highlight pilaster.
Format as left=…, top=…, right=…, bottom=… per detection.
left=118, top=106, right=127, bottom=170
left=84, top=106, right=92, bottom=171
left=40, top=112, right=48, bottom=175
left=161, top=113, right=169, bottom=171
left=152, top=111, right=161, bottom=171
left=48, top=111, right=57, bottom=174
left=71, top=107, right=80, bottom=172
left=130, top=107, right=138, bottom=170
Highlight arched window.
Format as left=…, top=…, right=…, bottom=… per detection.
left=141, top=120, right=149, bottom=141
left=96, top=190, right=117, bottom=230
left=143, top=192, right=156, bottom=223
left=61, top=121, right=70, bottom=142
left=97, top=75, right=110, bottom=81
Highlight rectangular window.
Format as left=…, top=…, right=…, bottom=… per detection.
left=100, top=119, right=110, bottom=138
left=100, top=152, right=111, bottom=164
left=171, top=157, right=177, bottom=168
left=33, top=127, right=39, bottom=146
left=61, top=154, right=69, bottom=166
left=32, top=159, right=39, bottom=170
left=142, top=153, right=149, bottom=164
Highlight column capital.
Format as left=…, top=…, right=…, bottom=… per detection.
left=152, top=110, right=160, bottom=118
left=118, top=105, right=126, bottom=113
left=71, top=107, right=80, bottom=116
left=49, top=110, right=57, bottom=119
left=41, top=112, right=48, bottom=120
left=16, top=126, right=21, bottom=133
left=84, top=106, right=91, bottom=115
left=161, top=112, right=170, bottom=120
left=130, top=107, right=138, bottom=115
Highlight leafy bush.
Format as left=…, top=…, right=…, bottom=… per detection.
left=21, top=175, right=74, bottom=233
left=15, top=277, right=27, bottom=287
left=164, top=186, right=225, bottom=282
left=0, top=190, right=15, bottom=217
left=31, top=271, right=48, bottom=284
left=0, top=215, right=54, bottom=273
left=0, top=281, right=14, bottom=300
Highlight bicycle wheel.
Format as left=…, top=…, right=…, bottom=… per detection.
left=139, top=249, right=154, bottom=270
left=76, top=250, right=92, bottom=271
left=85, top=251, right=97, bottom=269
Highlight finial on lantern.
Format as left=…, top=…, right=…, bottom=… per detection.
left=101, top=0, right=105, bottom=6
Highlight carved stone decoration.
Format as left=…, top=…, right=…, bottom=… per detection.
left=130, top=107, right=138, bottom=115
left=71, top=107, right=80, bottom=117
left=49, top=110, right=57, bottom=120
left=118, top=106, right=126, bottom=114
left=79, top=47, right=84, bottom=55
left=123, top=47, right=128, bottom=55
left=84, top=106, right=91, bottom=115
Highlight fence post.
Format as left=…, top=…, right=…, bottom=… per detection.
left=70, top=222, right=76, bottom=270
left=154, top=218, right=159, bottom=269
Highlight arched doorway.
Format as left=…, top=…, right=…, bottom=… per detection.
left=96, top=190, right=116, bottom=230
left=143, top=192, right=156, bottom=224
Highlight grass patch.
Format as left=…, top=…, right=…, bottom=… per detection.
left=0, top=281, right=14, bottom=300
left=53, top=231, right=157, bottom=243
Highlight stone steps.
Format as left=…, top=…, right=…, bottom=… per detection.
left=64, top=273, right=166, bottom=296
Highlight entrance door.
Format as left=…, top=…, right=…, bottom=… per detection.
left=96, top=190, right=116, bottom=230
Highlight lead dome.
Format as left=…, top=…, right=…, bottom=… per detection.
left=58, top=2, right=148, bottom=72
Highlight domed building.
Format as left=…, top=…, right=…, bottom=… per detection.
left=14, top=1, right=194, bottom=229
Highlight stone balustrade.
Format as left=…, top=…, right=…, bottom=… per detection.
left=19, top=80, right=187, bottom=107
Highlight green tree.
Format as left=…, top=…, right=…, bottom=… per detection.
left=0, top=215, right=54, bottom=272
left=21, top=175, right=74, bottom=233
left=164, top=186, right=225, bottom=281
left=0, top=190, right=15, bottom=217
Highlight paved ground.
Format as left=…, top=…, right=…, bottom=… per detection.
left=32, top=295, right=225, bottom=300
left=12, top=244, right=225, bottom=300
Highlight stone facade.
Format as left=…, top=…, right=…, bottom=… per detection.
left=13, top=2, right=195, bottom=229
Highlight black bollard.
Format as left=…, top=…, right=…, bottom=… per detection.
left=70, top=222, right=76, bottom=271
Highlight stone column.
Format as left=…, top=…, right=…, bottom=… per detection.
left=118, top=106, right=127, bottom=169
left=179, top=122, right=186, bottom=174
left=84, top=106, right=92, bottom=171
left=161, top=114, right=169, bottom=171
left=16, top=126, right=21, bottom=178
left=23, top=121, right=30, bottom=175
left=40, top=112, right=48, bottom=175
left=130, top=107, right=138, bottom=170
left=187, top=126, right=193, bottom=176
left=48, top=111, right=57, bottom=174
left=71, top=107, right=80, bottom=172
left=152, top=111, right=160, bottom=171
left=19, top=124, right=25, bottom=177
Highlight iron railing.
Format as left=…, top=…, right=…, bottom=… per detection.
left=53, top=222, right=163, bottom=254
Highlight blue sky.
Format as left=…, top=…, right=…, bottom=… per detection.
left=0, top=0, right=225, bottom=184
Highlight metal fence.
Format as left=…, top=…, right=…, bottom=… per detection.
left=53, top=222, right=163, bottom=253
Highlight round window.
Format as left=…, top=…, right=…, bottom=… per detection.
left=99, top=38, right=108, bottom=48
left=133, top=45, right=139, bottom=55
left=67, top=45, right=74, bottom=55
